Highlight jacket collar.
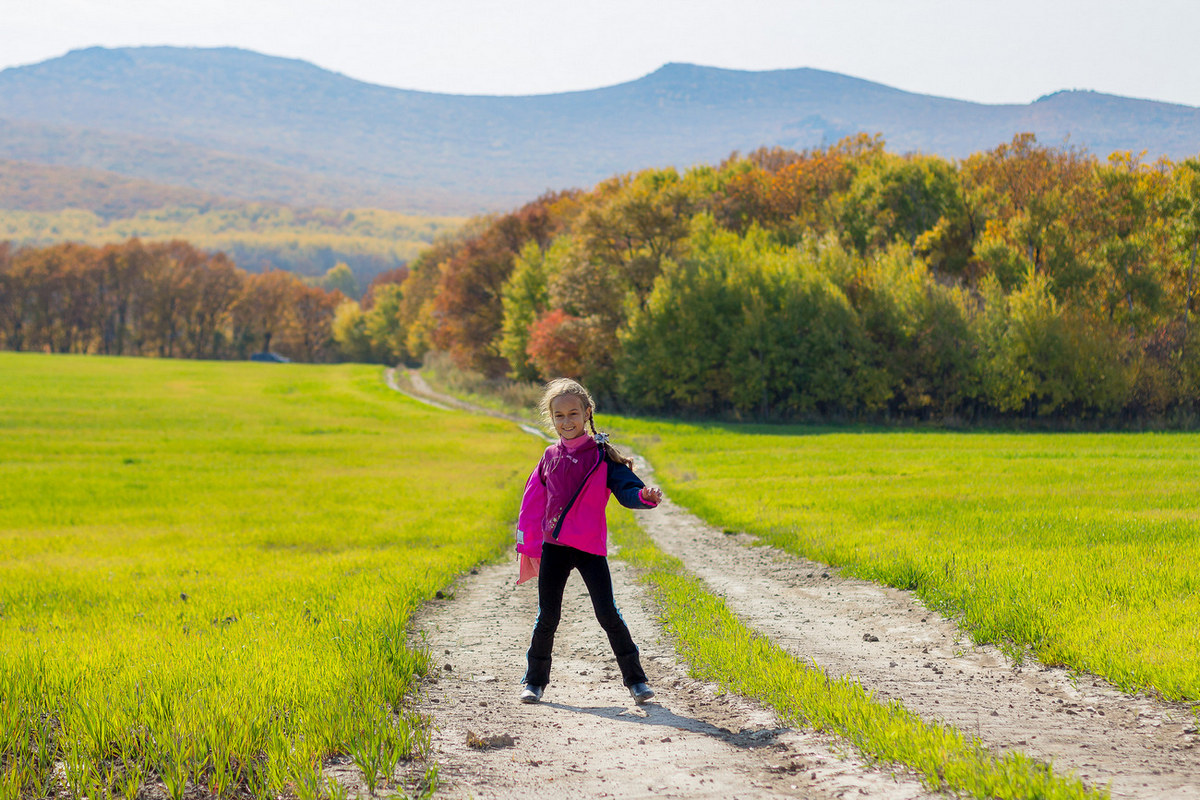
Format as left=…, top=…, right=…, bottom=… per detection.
left=560, top=434, right=596, bottom=452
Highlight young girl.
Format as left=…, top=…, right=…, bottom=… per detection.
left=515, top=378, right=663, bottom=705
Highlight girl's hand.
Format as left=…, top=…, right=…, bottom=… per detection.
left=642, top=487, right=664, bottom=505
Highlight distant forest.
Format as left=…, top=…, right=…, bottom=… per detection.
left=0, top=238, right=409, bottom=362
left=6, top=133, right=1200, bottom=423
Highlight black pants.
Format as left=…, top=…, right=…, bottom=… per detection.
left=523, top=542, right=647, bottom=687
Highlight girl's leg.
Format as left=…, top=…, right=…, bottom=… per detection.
left=523, top=543, right=572, bottom=686
left=576, top=552, right=648, bottom=687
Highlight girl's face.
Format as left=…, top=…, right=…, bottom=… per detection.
left=550, top=394, right=590, bottom=440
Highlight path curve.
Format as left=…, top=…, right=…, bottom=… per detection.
left=390, top=369, right=1200, bottom=798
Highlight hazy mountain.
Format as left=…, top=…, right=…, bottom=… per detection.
left=1, top=46, right=1198, bottom=214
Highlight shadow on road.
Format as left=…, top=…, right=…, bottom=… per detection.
left=538, top=700, right=789, bottom=749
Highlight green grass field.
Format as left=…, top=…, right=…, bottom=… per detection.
left=6, top=354, right=1196, bottom=800
left=610, top=418, right=1200, bottom=703
left=0, top=353, right=543, bottom=800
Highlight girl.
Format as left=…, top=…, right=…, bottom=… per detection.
left=515, top=378, right=663, bottom=705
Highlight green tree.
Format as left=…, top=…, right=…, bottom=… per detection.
left=620, top=218, right=878, bottom=417
left=498, top=240, right=554, bottom=380
left=617, top=224, right=743, bottom=413
left=578, top=168, right=697, bottom=305
left=332, top=300, right=375, bottom=363
left=320, top=262, right=359, bottom=298
left=842, top=242, right=977, bottom=418
left=840, top=153, right=967, bottom=262
left=724, top=237, right=871, bottom=418
left=974, top=270, right=1131, bottom=417
left=363, top=283, right=406, bottom=364
left=1168, top=160, right=1200, bottom=331
left=1091, top=152, right=1169, bottom=331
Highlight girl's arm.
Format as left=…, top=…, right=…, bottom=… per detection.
left=515, top=463, right=547, bottom=558
left=606, top=459, right=660, bottom=509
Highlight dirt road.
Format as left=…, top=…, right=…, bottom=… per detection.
left=391, top=370, right=1199, bottom=798
left=412, top=557, right=936, bottom=799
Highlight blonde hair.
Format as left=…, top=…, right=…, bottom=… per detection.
left=539, top=378, right=633, bottom=468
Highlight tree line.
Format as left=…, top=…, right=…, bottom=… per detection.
left=341, top=133, right=1200, bottom=423
left=0, top=239, right=352, bottom=361
left=7, top=133, right=1200, bottom=423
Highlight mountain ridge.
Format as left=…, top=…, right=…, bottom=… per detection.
left=1, top=46, right=1197, bottom=213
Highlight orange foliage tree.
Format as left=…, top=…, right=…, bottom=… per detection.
left=0, top=239, right=344, bottom=362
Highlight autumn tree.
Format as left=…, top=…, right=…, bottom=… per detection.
left=0, top=242, right=25, bottom=350
left=233, top=269, right=299, bottom=357
left=961, top=134, right=1097, bottom=295
left=395, top=235, right=462, bottom=364
left=18, top=243, right=89, bottom=353
left=773, top=135, right=883, bottom=240
left=526, top=309, right=589, bottom=380
left=93, top=240, right=151, bottom=356
left=713, top=136, right=882, bottom=242
left=288, top=283, right=343, bottom=362
left=576, top=169, right=696, bottom=304
left=180, top=251, right=243, bottom=358
left=362, top=265, right=410, bottom=310
left=710, top=158, right=774, bottom=235
left=137, top=241, right=201, bottom=357
left=434, top=193, right=570, bottom=374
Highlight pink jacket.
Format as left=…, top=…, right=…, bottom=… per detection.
left=516, top=438, right=656, bottom=559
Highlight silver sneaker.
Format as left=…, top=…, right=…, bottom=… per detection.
left=519, top=684, right=544, bottom=703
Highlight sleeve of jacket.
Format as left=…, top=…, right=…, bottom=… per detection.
left=515, top=457, right=548, bottom=558
left=606, top=458, right=654, bottom=509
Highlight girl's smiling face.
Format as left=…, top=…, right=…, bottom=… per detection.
left=550, top=394, right=590, bottom=440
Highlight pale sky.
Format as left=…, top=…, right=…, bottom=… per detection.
left=4, top=0, right=1198, bottom=107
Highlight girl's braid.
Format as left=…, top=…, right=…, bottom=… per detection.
left=589, top=415, right=633, bottom=469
